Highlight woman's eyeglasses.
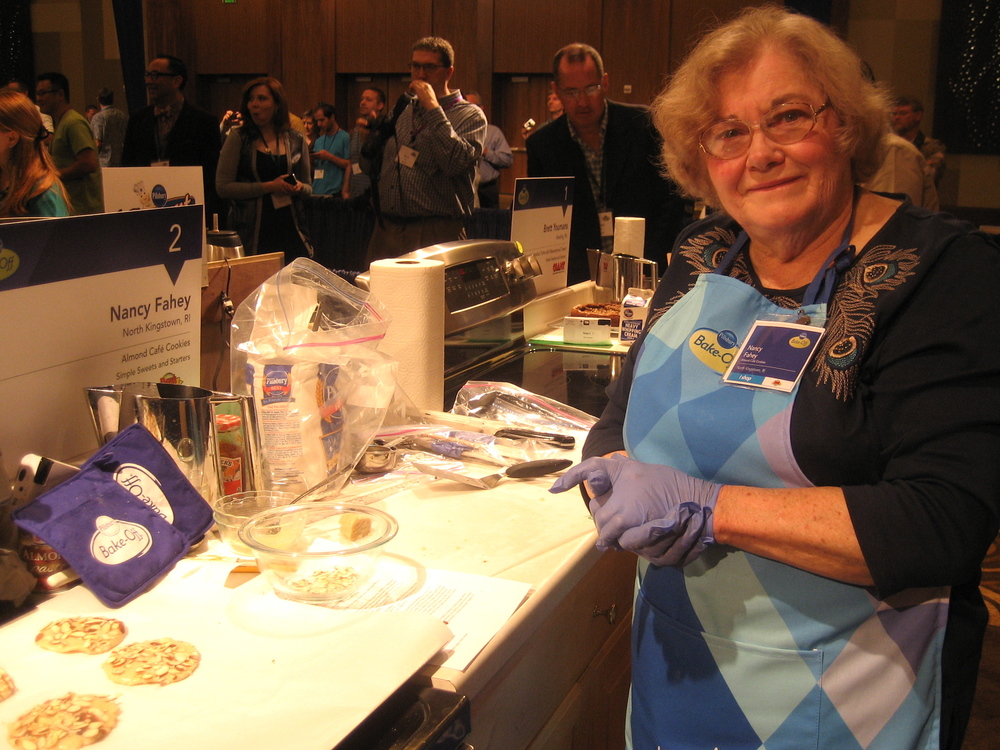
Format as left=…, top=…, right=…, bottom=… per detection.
left=699, top=101, right=829, bottom=159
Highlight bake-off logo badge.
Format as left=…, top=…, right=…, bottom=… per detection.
left=0, top=239, right=20, bottom=282
left=688, top=328, right=739, bottom=373
left=90, top=515, right=153, bottom=565
left=114, top=463, right=174, bottom=523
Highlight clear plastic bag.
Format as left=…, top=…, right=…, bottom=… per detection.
left=230, top=258, right=397, bottom=495
left=450, top=381, right=598, bottom=433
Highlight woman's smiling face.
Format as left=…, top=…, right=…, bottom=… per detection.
left=705, top=47, right=854, bottom=246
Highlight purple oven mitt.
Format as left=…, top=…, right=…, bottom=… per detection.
left=13, top=466, right=189, bottom=607
left=79, top=423, right=214, bottom=545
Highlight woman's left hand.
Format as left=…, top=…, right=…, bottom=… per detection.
left=551, top=455, right=723, bottom=566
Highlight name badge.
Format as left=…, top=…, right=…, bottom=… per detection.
left=313, top=169, right=325, bottom=180
left=271, top=193, right=292, bottom=209
left=722, top=320, right=825, bottom=392
left=397, top=145, right=419, bottom=168
left=599, top=211, right=614, bottom=238
left=352, top=163, right=362, bottom=175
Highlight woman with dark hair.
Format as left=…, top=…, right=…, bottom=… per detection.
left=0, top=89, right=69, bottom=217
left=216, top=77, right=312, bottom=259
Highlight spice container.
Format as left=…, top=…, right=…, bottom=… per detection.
left=18, top=530, right=80, bottom=592
left=215, top=414, right=245, bottom=495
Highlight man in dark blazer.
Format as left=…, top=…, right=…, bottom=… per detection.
left=527, top=43, right=686, bottom=285
left=121, top=55, right=222, bottom=227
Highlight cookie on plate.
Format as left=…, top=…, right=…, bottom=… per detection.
left=7, top=692, right=120, bottom=750
left=35, top=616, right=127, bottom=655
left=102, top=638, right=201, bottom=686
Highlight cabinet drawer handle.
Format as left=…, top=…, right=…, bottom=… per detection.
left=593, top=603, right=617, bottom=625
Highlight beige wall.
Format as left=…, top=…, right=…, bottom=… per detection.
left=30, top=0, right=126, bottom=115
left=846, top=0, right=1000, bottom=209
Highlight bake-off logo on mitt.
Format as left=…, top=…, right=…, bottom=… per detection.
left=89, top=515, right=153, bottom=564
left=689, top=328, right=739, bottom=373
left=113, top=463, right=173, bottom=523
left=0, top=239, right=19, bottom=282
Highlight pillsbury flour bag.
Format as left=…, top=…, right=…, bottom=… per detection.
left=230, top=259, right=397, bottom=495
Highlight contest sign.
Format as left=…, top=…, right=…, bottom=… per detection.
left=510, top=176, right=574, bottom=294
left=102, top=166, right=204, bottom=215
left=0, top=205, right=203, bottom=476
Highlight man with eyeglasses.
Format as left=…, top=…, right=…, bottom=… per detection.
left=121, top=55, right=222, bottom=226
left=5, top=79, right=54, bottom=136
left=36, top=72, right=104, bottom=214
left=366, top=36, right=486, bottom=264
left=526, top=43, right=686, bottom=284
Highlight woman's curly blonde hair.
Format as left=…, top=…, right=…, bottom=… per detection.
left=652, top=5, right=891, bottom=207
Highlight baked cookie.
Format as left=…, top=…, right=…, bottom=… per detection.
left=35, top=617, right=127, bottom=655
left=0, top=666, right=14, bottom=702
left=7, top=692, right=120, bottom=750
left=102, top=638, right=200, bottom=686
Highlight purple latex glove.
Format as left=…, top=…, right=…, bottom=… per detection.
left=550, top=455, right=722, bottom=566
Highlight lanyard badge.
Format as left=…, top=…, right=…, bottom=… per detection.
left=722, top=319, right=825, bottom=392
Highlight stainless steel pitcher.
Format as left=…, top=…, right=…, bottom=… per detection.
left=594, top=252, right=659, bottom=300
left=84, top=383, right=262, bottom=503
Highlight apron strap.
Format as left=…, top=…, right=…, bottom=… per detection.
left=712, top=192, right=859, bottom=309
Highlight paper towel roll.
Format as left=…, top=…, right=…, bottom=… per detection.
left=613, top=217, right=646, bottom=258
left=368, top=258, right=446, bottom=412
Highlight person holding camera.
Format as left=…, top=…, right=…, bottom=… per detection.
left=364, top=36, right=486, bottom=264
left=216, top=77, right=313, bottom=260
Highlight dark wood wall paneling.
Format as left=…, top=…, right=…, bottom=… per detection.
left=193, top=0, right=280, bottom=76
left=493, top=0, right=603, bottom=74
left=335, top=0, right=432, bottom=73
left=281, top=0, right=338, bottom=114
left=144, top=0, right=788, bottom=189
left=602, top=0, right=672, bottom=105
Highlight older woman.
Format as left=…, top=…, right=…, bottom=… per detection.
left=552, top=7, right=999, bottom=750
left=216, top=77, right=312, bottom=259
left=0, top=89, right=69, bottom=217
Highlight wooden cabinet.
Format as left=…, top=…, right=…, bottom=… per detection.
left=465, top=550, right=635, bottom=750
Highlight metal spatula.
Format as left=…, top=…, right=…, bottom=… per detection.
left=413, top=458, right=573, bottom=490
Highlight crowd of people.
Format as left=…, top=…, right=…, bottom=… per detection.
left=3, top=28, right=955, bottom=279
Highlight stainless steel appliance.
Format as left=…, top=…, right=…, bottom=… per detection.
left=357, top=239, right=543, bottom=335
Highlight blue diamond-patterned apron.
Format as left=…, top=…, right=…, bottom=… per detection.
left=622, top=229, right=949, bottom=750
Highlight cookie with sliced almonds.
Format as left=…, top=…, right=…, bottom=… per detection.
left=102, top=638, right=200, bottom=686
left=0, top=666, right=14, bottom=702
left=35, top=617, right=127, bottom=655
left=7, top=692, right=120, bottom=750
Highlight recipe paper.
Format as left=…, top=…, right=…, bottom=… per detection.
left=328, top=560, right=531, bottom=671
